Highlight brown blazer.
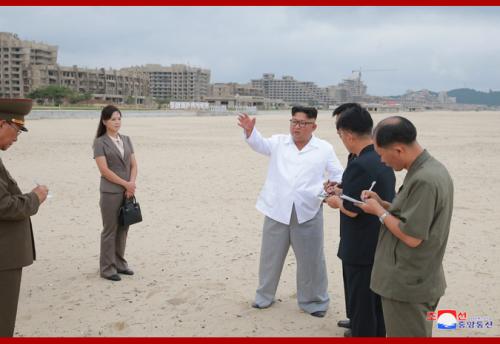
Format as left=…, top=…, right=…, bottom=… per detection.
left=0, top=158, right=40, bottom=271
left=93, top=134, right=134, bottom=194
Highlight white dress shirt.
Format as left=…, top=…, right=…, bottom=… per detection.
left=108, top=134, right=124, bottom=158
left=246, top=128, right=344, bottom=225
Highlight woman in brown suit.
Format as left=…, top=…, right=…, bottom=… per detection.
left=93, top=105, right=137, bottom=281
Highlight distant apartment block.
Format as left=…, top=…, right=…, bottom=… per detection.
left=0, top=32, right=57, bottom=98
left=0, top=32, right=149, bottom=103
left=29, top=64, right=149, bottom=104
left=209, top=82, right=263, bottom=98
left=251, top=73, right=327, bottom=106
left=324, top=72, right=369, bottom=105
left=124, top=64, right=210, bottom=102
left=205, top=82, right=287, bottom=110
left=338, top=72, right=367, bottom=100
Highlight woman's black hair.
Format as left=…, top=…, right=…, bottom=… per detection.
left=96, top=105, right=122, bottom=138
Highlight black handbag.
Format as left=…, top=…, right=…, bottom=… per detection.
left=118, top=196, right=142, bottom=226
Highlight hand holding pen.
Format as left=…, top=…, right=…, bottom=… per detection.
left=33, top=180, right=51, bottom=203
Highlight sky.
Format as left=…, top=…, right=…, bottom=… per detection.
left=1, top=6, right=500, bottom=96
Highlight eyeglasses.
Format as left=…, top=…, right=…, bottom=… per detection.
left=6, top=121, right=23, bottom=135
left=290, top=119, right=314, bottom=128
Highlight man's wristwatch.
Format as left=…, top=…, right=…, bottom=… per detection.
left=378, top=211, right=389, bottom=224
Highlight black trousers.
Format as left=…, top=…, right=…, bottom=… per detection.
left=343, top=262, right=385, bottom=337
left=342, top=264, right=351, bottom=319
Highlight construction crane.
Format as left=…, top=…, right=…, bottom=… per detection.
left=351, top=68, right=397, bottom=81
left=349, top=68, right=397, bottom=97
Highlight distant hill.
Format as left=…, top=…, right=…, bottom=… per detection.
left=447, top=88, right=500, bottom=106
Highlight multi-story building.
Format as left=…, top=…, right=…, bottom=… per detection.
left=336, top=72, right=368, bottom=102
left=125, top=64, right=210, bottom=102
left=0, top=32, right=57, bottom=98
left=209, top=82, right=263, bottom=98
left=28, top=64, right=149, bottom=104
left=1, top=32, right=150, bottom=103
left=205, top=82, right=286, bottom=110
left=251, top=73, right=327, bottom=106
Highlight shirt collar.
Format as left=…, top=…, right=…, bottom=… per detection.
left=405, top=149, right=431, bottom=181
left=285, top=134, right=319, bottom=149
left=357, top=144, right=374, bottom=157
left=409, top=149, right=430, bottom=172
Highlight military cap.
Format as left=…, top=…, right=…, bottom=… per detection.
left=0, top=98, right=33, bottom=132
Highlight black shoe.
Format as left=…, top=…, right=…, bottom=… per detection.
left=344, top=329, right=352, bottom=337
left=251, top=301, right=273, bottom=309
left=117, top=268, right=134, bottom=275
left=337, top=319, right=351, bottom=328
left=311, top=311, right=326, bottom=318
left=104, top=274, right=121, bottom=281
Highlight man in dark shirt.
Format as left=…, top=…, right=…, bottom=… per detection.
left=328, top=103, right=358, bottom=331
left=326, top=104, right=395, bottom=337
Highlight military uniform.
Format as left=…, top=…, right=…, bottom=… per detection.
left=370, top=150, right=454, bottom=337
left=0, top=99, right=40, bottom=337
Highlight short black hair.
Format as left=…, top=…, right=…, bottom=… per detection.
left=332, top=103, right=359, bottom=117
left=291, top=106, right=317, bottom=119
left=336, top=104, right=373, bottom=136
left=374, top=116, right=417, bottom=147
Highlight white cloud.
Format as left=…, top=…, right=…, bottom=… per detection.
left=1, top=6, right=500, bottom=95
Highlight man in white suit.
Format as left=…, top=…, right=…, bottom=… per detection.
left=238, top=106, right=344, bottom=317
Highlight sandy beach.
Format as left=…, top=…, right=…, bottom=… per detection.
left=3, top=110, right=499, bottom=337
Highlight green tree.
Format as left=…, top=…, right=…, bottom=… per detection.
left=125, top=96, right=136, bottom=105
left=69, top=91, right=92, bottom=104
left=155, top=97, right=170, bottom=109
left=27, top=85, right=73, bottom=106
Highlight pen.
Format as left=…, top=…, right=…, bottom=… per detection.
left=368, top=181, right=376, bottom=192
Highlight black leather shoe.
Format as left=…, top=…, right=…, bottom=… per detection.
left=337, top=319, right=351, bottom=328
left=117, top=268, right=134, bottom=275
left=251, top=301, right=273, bottom=309
left=344, top=329, right=352, bottom=337
left=104, top=274, right=121, bottom=281
left=311, top=311, right=326, bottom=318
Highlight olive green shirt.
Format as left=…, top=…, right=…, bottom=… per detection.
left=370, top=150, right=454, bottom=303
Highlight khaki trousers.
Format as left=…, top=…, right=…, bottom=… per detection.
left=99, top=192, right=129, bottom=277
left=381, top=296, right=440, bottom=337
left=0, top=268, right=22, bottom=337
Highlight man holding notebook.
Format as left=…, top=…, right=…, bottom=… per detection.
left=325, top=104, right=395, bottom=336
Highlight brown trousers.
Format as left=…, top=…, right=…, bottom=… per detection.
left=99, top=192, right=129, bottom=277
left=0, top=268, right=22, bottom=337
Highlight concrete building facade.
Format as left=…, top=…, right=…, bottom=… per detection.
left=0, top=32, right=57, bottom=98
left=28, top=64, right=149, bottom=104
left=1, top=32, right=150, bottom=103
left=125, top=64, right=211, bottom=102
left=209, top=82, right=263, bottom=98
left=251, top=73, right=327, bottom=106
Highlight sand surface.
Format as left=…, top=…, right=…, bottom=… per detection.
left=3, top=110, right=499, bottom=337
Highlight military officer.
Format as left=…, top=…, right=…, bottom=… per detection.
left=0, top=98, right=49, bottom=337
